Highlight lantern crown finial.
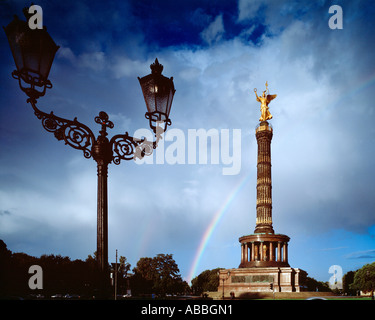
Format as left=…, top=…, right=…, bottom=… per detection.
left=150, top=58, right=163, bottom=74
left=22, top=5, right=31, bottom=20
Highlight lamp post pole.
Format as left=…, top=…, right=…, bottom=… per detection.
left=4, top=12, right=175, bottom=298
left=114, top=249, right=118, bottom=300
left=97, top=161, right=109, bottom=275
left=92, top=118, right=113, bottom=294
left=218, top=271, right=230, bottom=300
left=91, top=113, right=113, bottom=283
left=222, top=278, right=225, bottom=299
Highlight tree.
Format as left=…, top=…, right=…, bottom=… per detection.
left=0, top=240, right=13, bottom=297
left=86, top=251, right=97, bottom=264
left=191, top=268, right=221, bottom=295
left=135, top=257, right=156, bottom=281
left=342, top=270, right=356, bottom=296
left=119, top=256, right=131, bottom=277
left=304, top=276, right=332, bottom=292
left=350, top=262, right=375, bottom=299
left=0, top=240, right=109, bottom=298
left=115, top=255, right=131, bottom=295
left=131, top=254, right=187, bottom=296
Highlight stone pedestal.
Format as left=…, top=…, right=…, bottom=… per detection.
left=218, top=267, right=307, bottom=297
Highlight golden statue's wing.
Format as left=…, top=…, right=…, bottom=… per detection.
left=266, top=94, right=277, bottom=104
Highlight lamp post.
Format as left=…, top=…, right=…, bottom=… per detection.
left=218, top=270, right=230, bottom=299
left=4, top=13, right=175, bottom=297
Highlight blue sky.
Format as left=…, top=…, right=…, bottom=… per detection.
left=0, top=0, right=374, bottom=285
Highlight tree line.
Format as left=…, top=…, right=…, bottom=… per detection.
left=0, top=240, right=189, bottom=299
left=1, top=239, right=374, bottom=299
left=343, top=262, right=375, bottom=298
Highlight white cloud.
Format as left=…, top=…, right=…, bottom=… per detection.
left=237, top=0, right=263, bottom=22
left=57, top=46, right=106, bottom=72
left=110, top=57, right=149, bottom=79
left=200, top=14, right=225, bottom=45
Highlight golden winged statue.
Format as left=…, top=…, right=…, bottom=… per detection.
left=254, top=82, right=277, bottom=122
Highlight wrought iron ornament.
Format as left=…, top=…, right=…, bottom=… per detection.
left=28, top=98, right=163, bottom=164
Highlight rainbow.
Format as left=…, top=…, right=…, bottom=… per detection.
left=186, top=172, right=253, bottom=284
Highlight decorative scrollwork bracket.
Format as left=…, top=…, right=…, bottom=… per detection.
left=110, top=118, right=166, bottom=165
left=28, top=98, right=95, bottom=159
left=27, top=98, right=163, bottom=165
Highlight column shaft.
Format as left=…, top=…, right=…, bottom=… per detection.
left=254, top=122, right=274, bottom=234
left=283, top=242, right=288, bottom=262
left=241, top=244, right=244, bottom=264
left=244, top=243, right=248, bottom=262
left=251, top=242, right=255, bottom=261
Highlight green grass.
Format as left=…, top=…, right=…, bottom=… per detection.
left=325, top=296, right=373, bottom=300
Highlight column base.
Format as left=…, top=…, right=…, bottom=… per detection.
left=239, top=260, right=290, bottom=268
left=254, top=224, right=274, bottom=234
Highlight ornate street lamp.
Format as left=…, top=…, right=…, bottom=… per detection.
left=4, top=13, right=175, bottom=296
left=3, top=15, right=59, bottom=100
left=138, top=58, right=175, bottom=134
left=218, top=270, right=231, bottom=299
